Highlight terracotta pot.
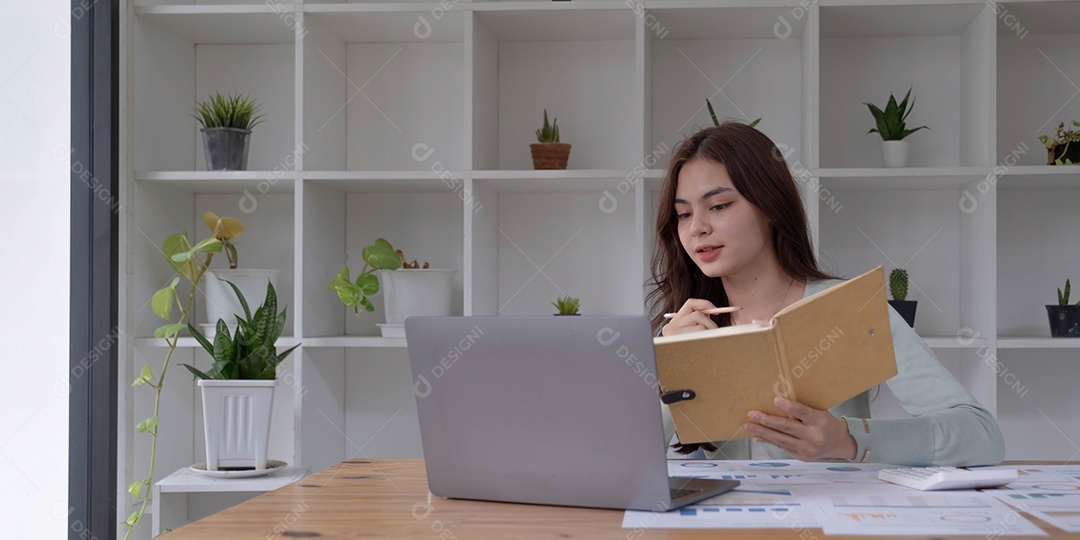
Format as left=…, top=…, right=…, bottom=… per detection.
left=530, top=143, right=572, bottom=170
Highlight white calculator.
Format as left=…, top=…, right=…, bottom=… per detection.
left=878, top=466, right=1019, bottom=491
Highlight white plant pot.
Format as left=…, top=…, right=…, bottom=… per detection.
left=198, top=379, right=276, bottom=471
left=377, top=269, right=457, bottom=325
left=881, top=140, right=911, bottom=168
left=203, top=269, right=280, bottom=338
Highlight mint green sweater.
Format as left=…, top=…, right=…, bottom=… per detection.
left=661, top=278, right=1005, bottom=467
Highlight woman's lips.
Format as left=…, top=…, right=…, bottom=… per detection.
left=697, top=246, right=722, bottom=262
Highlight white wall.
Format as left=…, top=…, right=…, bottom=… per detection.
left=0, top=0, right=70, bottom=537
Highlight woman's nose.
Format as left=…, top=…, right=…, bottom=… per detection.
left=690, top=214, right=710, bottom=236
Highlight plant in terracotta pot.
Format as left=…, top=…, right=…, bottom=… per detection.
left=707, top=98, right=759, bottom=128
left=530, top=109, right=571, bottom=170
left=888, top=268, right=917, bottom=327
left=194, top=92, right=264, bottom=171
left=1038, top=120, right=1080, bottom=165
left=182, top=280, right=299, bottom=471
left=552, top=296, right=581, bottom=316
left=201, top=211, right=279, bottom=339
left=1047, top=279, right=1080, bottom=337
left=328, top=238, right=456, bottom=337
left=864, top=87, right=928, bottom=168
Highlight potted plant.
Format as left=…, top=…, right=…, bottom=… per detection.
left=194, top=92, right=264, bottom=171
left=552, top=296, right=581, bottom=316
left=530, top=109, right=571, bottom=170
left=707, top=98, right=760, bottom=128
left=124, top=228, right=224, bottom=536
left=1038, top=121, right=1080, bottom=165
left=201, top=211, right=279, bottom=339
left=888, top=268, right=917, bottom=327
left=327, top=238, right=455, bottom=337
left=864, top=87, right=928, bottom=168
left=182, top=280, right=299, bottom=471
left=1047, top=279, right=1080, bottom=337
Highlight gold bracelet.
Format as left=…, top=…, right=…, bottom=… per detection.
left=859, top=418, right=871, bottom=463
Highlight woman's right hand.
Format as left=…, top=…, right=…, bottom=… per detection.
left=661, top=299, right=720, bottom=336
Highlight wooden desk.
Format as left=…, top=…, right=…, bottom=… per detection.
left=161, top=459, right=1070, bottom=539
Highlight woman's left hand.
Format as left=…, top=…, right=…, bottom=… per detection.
left=745, top=397, right=857, bottom=461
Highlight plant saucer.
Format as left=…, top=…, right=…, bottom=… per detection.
left=189, top=459, right=287, bottom=479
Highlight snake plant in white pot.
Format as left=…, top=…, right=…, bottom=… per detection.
left=182, top=280, right=299, bottom=471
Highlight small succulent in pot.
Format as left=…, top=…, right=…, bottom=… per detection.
left=552, top=296, right=581, bottom=316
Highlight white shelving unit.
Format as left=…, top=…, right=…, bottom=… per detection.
left=119, top=0, right=1080, bottom=536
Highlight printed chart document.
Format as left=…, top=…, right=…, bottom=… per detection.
left=806, top=492, right=1045, bottom=536
left=623, top=461, right=1046, bottom=534
left=655, top=266, right=897, bottom=442
left=988, top=482, right=1080, bottom=532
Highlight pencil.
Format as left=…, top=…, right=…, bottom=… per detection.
left=662, top=306, right=741, bottom=319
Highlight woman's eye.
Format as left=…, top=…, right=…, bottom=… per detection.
left=711, top=203, right=731, bottom=212
left=676, top=212, right=691, bottom=220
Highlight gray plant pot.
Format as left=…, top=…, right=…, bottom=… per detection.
left=1046, top=305, right=1080, bottom=337
left=201, top=127, right=251, bottom=171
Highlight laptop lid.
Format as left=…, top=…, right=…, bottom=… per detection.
left=405, top=315, right=678, bottom=511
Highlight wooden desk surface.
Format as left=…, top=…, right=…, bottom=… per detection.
left=163, top=459, right=1071, bottom=539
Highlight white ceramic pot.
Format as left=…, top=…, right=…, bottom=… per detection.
left=198, top=379, right=276, bottom=470
left=203, top=269, right=280, bottom=337
left=377, top=269, right=457, bottom=325
left=881, top=140, right=911, bottom=168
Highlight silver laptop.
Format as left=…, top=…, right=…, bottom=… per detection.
left=404, top=315, right=739, bottom=511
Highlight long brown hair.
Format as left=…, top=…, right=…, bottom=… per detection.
left=647, top=122, right=835, bottom=454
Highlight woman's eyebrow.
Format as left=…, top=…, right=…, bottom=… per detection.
left=674, top=187, right=734, bottom=205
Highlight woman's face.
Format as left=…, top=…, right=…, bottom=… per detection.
left=674, top=158, right=773, bottom=279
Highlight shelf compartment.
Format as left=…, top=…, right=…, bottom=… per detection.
left=133, top=11, right=297, bottom=172
left=301, top=182, right=465, bottom=339
left=470, top=9, right=637, bottom=170
left=818, top=187, right=992, bottom=340
left=996, top=2, right=1080, bottom=166
left=997, top=188, right=1080, bottom=338
left=134, top=336, right=303, bottom=348
left=646, top=5, right=807, bottom=172
left=302, top=16, right=466, bottom=171
left=135, top=5, right=299, bottom=44
left=819, top=3, right=994, bottom=168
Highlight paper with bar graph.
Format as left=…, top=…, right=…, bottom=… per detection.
left=988, top=483, right=1080, bottom=532
left=806, top=492, right=1045, bottom=536
left=622, top=488, right=822, bottom=529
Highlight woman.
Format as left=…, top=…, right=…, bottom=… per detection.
left=649, top=122, right=1004, bottom=466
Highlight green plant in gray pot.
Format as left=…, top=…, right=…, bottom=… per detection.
left=194, top=92, right=264, bottom=171
left=1047, top=279, right=1080, bottom=337
left=888, top=268, right=917, bottom=327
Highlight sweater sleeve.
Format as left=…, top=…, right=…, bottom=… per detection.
left=842, top=305, right=1005, bottom=467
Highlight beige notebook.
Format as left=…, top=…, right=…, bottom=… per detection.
left=654, top=266, right=898, bottom=444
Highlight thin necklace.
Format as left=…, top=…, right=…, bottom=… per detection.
left=732, top=276, right=794, bottom=326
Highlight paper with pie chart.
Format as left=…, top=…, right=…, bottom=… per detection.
left=806, top=492, right=1046, bottom=536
